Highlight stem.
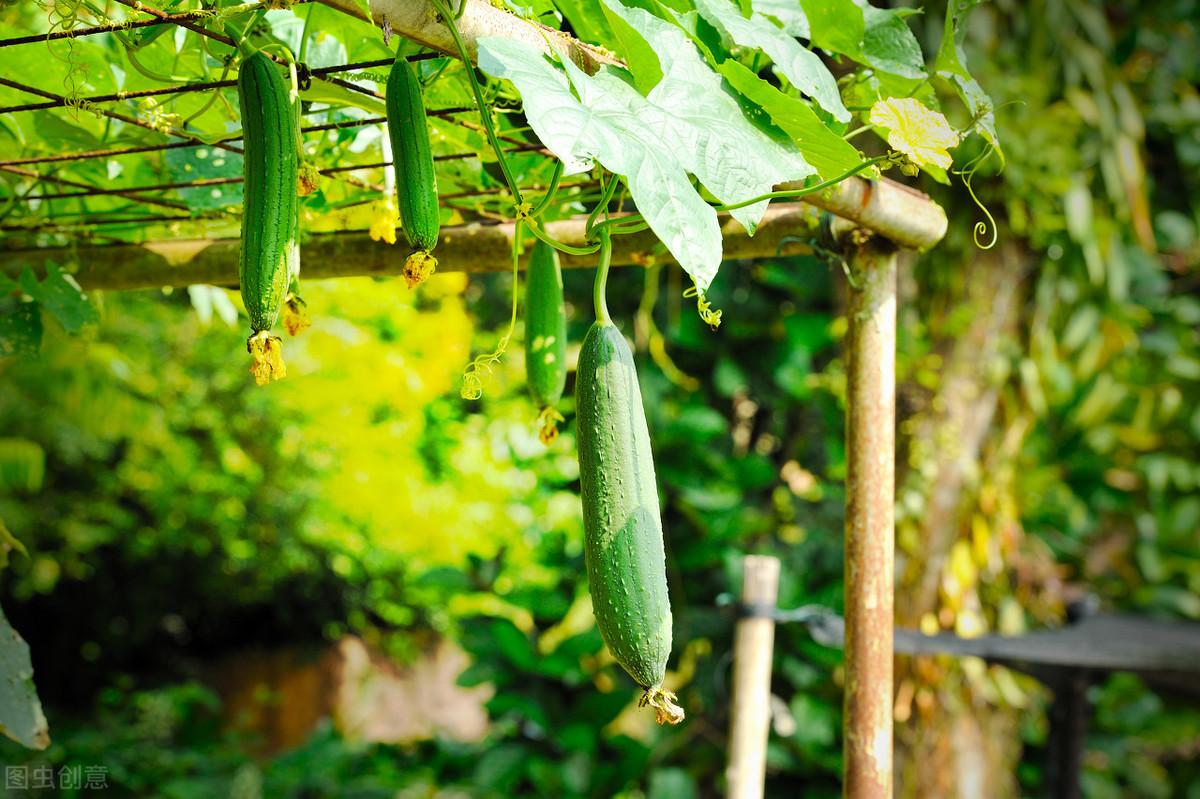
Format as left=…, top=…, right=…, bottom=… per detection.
left=529, top=159, right=563, bottom=218
left=585, top=171, right=619, bottom=236
left=713, top=157, right=886, bottom=212
left=591, top=214, right=647, bottom=238
left=526, top=219, right=600, bottom=255
left=428, top=0, right=522, bottom=206
left=593, top=228, right=613, bottom=326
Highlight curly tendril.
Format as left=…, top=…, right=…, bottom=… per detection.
left=953, top=143, right=1000, bottom=250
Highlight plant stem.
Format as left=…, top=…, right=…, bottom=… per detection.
left=428, top=0, right=522, bottom=206
left=527, top=219, right=600, bottom=255
left=713, top=157, right=887, bottom=212
left=593, top=228, right=613, bottom=326
left=585, top=172, right=619, bottom=236
left=529, top=159, right=564, bottom=218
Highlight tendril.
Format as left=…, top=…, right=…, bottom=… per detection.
left=461, top=220, right=524, bottom=400
left=953, top=143, right=1000, bottom=250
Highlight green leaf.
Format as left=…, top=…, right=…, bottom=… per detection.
left=799, top=0, right=864, bottom=57
left=477, top=37, right=722, bottom=289
left=751, top=0, right=809, bottom=37
left=601, top=0, right=814, bottom=230
left=557, top=0, right=621, bottom=46
left=933, top=0, right=998, bottom=147
left=19, top=263, right=98, bottom=334
left=167, top=146, right=243, bottom=211
left=0, top=603, right=49, bottom=750
left=859, top=3, right=926, bottom=79
left=718, top=60, right=863, bottom=180
left=694, top=0, right=850, bottom=122
left=599, top=0, right=664, bottom=94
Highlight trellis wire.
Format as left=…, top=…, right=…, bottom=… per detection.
left=0, top=76, right=245, bottom=156
left=0, top=100, right=480, bottom=167
left=0, top=175, right=586, bottom=234
left=0, top=2, right=276, bottom=49
left=14, top=142, right=553, bottom=204
left=0, top=1, right=560, bottom=233
left=0, top=164, right=189, bottom=212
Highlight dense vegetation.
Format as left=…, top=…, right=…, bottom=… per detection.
left=1, top=0, right=1198, bottom=797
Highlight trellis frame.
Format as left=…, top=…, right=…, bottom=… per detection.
left=0, top=2, right=947, bottom=795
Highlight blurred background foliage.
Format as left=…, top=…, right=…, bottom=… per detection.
left=1, top=0, right=1199, bottom=797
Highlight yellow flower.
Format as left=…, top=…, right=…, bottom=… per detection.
left=368, top=199, right=398, bottom=245
left=869, top=97, right=958, bottom=171
left=247, top=332, right=286, bottom=386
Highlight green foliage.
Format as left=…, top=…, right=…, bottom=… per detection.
left=0, top=0, right=1197, bottom=795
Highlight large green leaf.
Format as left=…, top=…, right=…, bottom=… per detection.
left=694, top=0, right=850, bottom=122
left=477, top=37, right=720, bottom=288
left=601, top=0, right=814, bottom=230
left=478, top=9, right=813, bottom=292
left=0, top=603, right=49, bottom=750
left=718, top=61, right=863, bottom=180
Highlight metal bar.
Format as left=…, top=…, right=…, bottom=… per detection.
left=842, top=237, right=898, bottom=799
left=725, top=555, right=781, bottom=799
left=1045, top=669, right=1090, bottom=799
left=0, top=202, right=819, bottom=289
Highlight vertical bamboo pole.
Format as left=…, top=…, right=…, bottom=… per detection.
left=843, top=237, right=898, bottom=799
left=725, top=555, right=782, bottom=799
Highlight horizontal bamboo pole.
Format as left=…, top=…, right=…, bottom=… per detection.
left=1, top=203, right=819, bottom=291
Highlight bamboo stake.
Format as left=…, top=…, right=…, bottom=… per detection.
left=725, top=555, right=781, bottom=799
left=842, top=237, right=898, bottom=799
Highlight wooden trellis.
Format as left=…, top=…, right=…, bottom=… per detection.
left=0, top=2, right=950, bottom=796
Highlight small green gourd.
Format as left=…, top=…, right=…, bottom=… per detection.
left=524, top=240, right=567, bottom=443
left=238, top=51, right=299, bottom=385
left=386, top=54, right=439, bottom=288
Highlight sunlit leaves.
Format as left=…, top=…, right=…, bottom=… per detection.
left=695, top=0, right=850, bottom=122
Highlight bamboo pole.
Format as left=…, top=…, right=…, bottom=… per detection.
left=842, top=236, right=898, bottom=799
left=725, top=555, right=781, bottom=799
left=0, top=203, right=819, bottom=290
